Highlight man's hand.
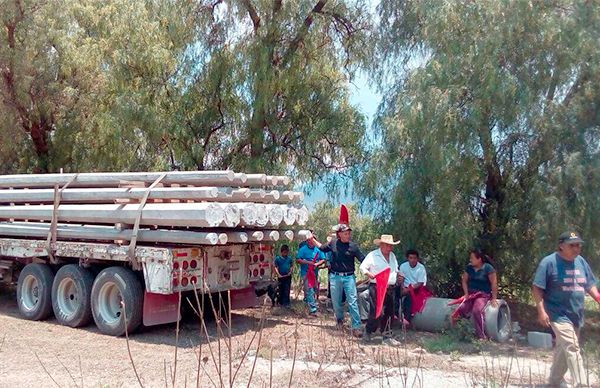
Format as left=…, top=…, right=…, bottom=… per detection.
left=366, top=272, right=375, bottom=279
left=490, top=298, right=498, bottom=308
left=537, top=309, right=551, bottom=327
left=396, top=273, right=404, bottom=285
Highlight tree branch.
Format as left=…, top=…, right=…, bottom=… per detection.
left=282, top=0, right=328, bottom=67
left=319, top=9, right=356, bottom=35
left=562, top=66, right=590, bottom=108
left=240, top=0, right=261, bottom=32
left=272, top=0, right=282, bottom=16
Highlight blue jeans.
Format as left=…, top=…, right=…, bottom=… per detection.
left=302, top=276, right=317, bottom=313
left=330, top=273, right=361, bottom=329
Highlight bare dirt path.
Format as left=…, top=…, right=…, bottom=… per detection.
left=0, top=289, right=595, bottom=387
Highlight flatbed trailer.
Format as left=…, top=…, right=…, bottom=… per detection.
left=0, top=237, right=273, bottom=336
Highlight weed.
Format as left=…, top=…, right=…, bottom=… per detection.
left=449, top=351, right=461, bottom=362
left=421, top=320, right=480, bottom=354
left=583, top=341, right=600, bottom=383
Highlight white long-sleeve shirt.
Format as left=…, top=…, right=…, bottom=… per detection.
left=359, top=248, right=399, bottom=286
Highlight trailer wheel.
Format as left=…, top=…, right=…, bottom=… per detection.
left=52, top=265, right=95, bottom=327
left=91, top=267, right=143, bottom=336
left=17, top=263, right=54, bottom=321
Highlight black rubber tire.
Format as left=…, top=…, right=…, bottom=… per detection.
left=202, top=291, right=231, bottom=322
left=16, top=263, right=54, bottom=321
left=52, top=264, right=95, bottom=327
left=91, top=267, right=143, bottom=336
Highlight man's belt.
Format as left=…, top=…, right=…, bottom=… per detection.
left=330, top=271, right=354, bottom=276
left=368, top=282, right=397, bottom=290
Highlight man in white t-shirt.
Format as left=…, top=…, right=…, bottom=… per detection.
left=398, top=249, right=427, bottom=324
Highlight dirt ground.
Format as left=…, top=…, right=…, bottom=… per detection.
left=1, top=286, right=598, bottom=388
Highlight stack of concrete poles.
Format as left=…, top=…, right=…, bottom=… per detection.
left=0, top=170, right=309, bottom=246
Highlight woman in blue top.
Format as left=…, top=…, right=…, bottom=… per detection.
left=452, top=250, right=498, bottom=339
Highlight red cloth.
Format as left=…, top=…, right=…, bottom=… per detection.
left=339, top=204, right=349, bottom=225
left=306, top=265, right=316, bottom=288
left=447, top=295, right=466, bottom=306
left=374, top=268, right=391, bottom=318
left=305, top=251, right=320, bottom=289
left=449, top=292, right=486, bottom=321
left=408, top=285, right=433, bottom=315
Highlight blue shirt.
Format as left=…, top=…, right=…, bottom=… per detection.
left=533, top=253, right=597, bottom=328
left=296, top=244, right=324, bottom=277
left=274, top=255, right=293, bottom=276
left=466, top=262, right=495, bottom=294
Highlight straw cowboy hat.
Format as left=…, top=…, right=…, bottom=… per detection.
left=373, top=234, right=400, bottom=246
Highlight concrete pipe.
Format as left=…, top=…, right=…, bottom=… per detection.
left=484, top=299, right=512, bottom=343
left=410, top=297, right=455, bottom=332
left=410, top=297, right=512, bottom=343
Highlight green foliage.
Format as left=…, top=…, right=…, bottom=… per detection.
left=583, top=341, right=600, bottom=382
left=1, top=0, right=371, bottom=181
left=421, top=321, right=482, bottom=354
left=1, top=0, right=190, bottom=172
left=168, top=0, right=371, bottom=181
left=361, top=0, right=600, bottom=297
left=307, top=201, right=381, bottom=254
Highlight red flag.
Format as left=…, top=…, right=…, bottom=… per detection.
left=339, top=204, right=349, bottom=225
left=374, top=268, right=391, bottom=318
left=449, top=292, right=484, bottom=322
left=447, top=295, right=466, bottom=306
left=306, top=265, right=316, bottom=289
left=409, top=285, right=433, bottom=315
left=449, top=294, right=470, bottom=322
left=306, top=251, right=320, bottom=289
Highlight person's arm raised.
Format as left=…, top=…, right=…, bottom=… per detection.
left=307, top=232, right=326, bottom=250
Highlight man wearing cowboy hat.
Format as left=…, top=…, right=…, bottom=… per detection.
left=310, top=223, right=365, bottom=337
left=532, top=231, right=600, bottom=387
left=360, top=234, right=401, bottom=341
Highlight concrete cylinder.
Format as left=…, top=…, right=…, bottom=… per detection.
left=410, top=297, right=455, bottom=332
left=410, top=297, right=512, bottom=343
left=484, top=299, right=512, bottom=343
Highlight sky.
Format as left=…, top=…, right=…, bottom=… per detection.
left=301, top=72, right=381, bottom=210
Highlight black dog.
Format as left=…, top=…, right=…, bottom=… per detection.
left=254, top=283, right=280, bottom=306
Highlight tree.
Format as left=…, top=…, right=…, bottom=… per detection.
left=166, top=0, right=371, bottom=182
left=1, top=0, right=370, bottom=183
left=361, top=0, right=600, bottom=296
left=307, top=201, right=380, bottom=255
left=0, top=0, right=192, bottom=173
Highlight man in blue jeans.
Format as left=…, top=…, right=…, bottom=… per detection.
left=310, top=223, right=365, bottom=337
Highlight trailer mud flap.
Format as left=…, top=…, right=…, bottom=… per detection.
left=143, top=292, right=180, bottom=326
left=230, top=286, right=258, bottom=310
